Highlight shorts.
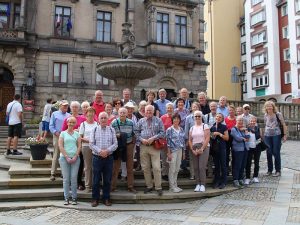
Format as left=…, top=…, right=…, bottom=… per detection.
left=8, top=123, right=22, bottom=138
left=42, top=121, right=50, bottom=132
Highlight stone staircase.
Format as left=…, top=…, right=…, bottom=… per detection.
left=0, top=142, right=236, bottom=203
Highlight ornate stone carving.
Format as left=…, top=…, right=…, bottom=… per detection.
left=118, top=23, right=136, bottom=59
left=0, top=30, right=18, bottom=39
left=147, top=5, right=156, bottom=21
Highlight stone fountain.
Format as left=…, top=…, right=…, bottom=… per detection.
left=96, top=23, right=157, bottom=99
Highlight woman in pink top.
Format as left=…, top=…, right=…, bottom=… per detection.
left=160, top=102, right=174, bottom=181
left=188, top=110, right=210, bottom=192
left=61, top=101, right=86, bottom=131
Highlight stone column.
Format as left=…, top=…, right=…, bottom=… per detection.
left=12, top=80, right=24, bottom=95
left=20, top=0, right=26, bottom=28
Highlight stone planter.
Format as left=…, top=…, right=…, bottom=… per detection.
left=29, top=144, right=48, bottom=160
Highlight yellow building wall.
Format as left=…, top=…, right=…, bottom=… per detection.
left=204, top=0, right=244, bottom=100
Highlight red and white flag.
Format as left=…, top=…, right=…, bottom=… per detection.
left=56, top=14, right=61, bottom=28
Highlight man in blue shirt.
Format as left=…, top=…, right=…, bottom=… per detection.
left=217, top=96, right=229, bottom=118
left=49, top=100, right=70, bottom=181
left=155, top=88, right=170, bottom=117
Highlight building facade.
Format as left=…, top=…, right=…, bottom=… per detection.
left=243, top=0, right=300, bottom=103
left=204, top=0, right=245, bottom=101
left=0, top=0, right=207, bottom=124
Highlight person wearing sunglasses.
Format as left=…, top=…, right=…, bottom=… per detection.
left=188, top=111, right=210, bottom=192
left=242, top=104, right=253, bottom=128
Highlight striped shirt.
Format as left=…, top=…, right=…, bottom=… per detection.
left=166, top=126, right=186, bottom=152
left=111, top=118, right=135, bottom=144
left=135, top=116, right=165, bottom=144
left=89, top=125, right=118, bottom=156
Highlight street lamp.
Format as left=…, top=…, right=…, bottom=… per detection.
left=25, top=73, right=35, bottom=100
left=80, top=65, right=87, bottom=87
left=238, top=73, right=246, bottom=101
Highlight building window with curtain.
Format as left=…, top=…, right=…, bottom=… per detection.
left=53, top=62, right=68, bottom=83
left=54, top=6, right=71, bottom=37
left=156, top=12, right=169, bottom=44
left=175, top=15, right=187, bottom=46
left=96, top=11, right=112, bottom=42
left=0, top=3, right=9, bottom=29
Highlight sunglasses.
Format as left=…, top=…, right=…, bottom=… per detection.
left=244, top=108, right=250, bottom=110
left=115, top=102, right=121, bottom=105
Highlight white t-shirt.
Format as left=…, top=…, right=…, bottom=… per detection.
left=42, top=103, right=52, bottom=122
left=248, top=132, right=256, bottom=149
left=79, top=121, right=98, bottom=147
left=6, top=100, right=22, bottom=125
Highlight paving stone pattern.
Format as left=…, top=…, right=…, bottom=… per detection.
left=223, top=187, right=277, bottom=202
left=287, top=207, right=300, bottom=223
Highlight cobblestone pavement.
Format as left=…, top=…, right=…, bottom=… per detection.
left=0, top=140, right=299, bottom=225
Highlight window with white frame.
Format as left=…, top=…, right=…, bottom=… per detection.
left=96, top=72, right=109, bottom=87
left=281, top=4, right=288, bottom=16
left=242, top=61, right=247, bottom=73
left=252, top=74, right=268, bottom=88
left=251, top=31, right=266, bottom=46
left=53, top=62, right=68, bottom=83
left=284, top=71, right=291, bottom=84
left=241, top=25, right=245, bottom=36
left=282, top=26, right=289, bottom=39
left=156, top=12, right=169, bottom=44
left=251, top=10, right=265, bottom=26
left=252, top=52, right=267, bottom=67
left=243, top=80, right=247, bottom=93
left=283, top=48, right=290, bottom=61
left=252, top=0, right=262, bottom=6
left=296, top=0, right=300, bottom=13
left=204, top=42, right=208, bottom=52
left=241, top=42, right=246, bottom=55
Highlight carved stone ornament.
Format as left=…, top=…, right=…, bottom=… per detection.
left=118, top=23, right=136, bottom=59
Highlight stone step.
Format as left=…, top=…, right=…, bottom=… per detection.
left=0, top=186, right=236, bottom=203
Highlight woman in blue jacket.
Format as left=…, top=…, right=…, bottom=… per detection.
left=231, top=116, right=250, bottom=188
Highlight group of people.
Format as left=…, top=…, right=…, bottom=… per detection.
left=23, top=87, right=287, bottom=207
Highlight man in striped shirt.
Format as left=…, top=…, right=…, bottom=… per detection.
left=89, top=112, right=118, bottom=207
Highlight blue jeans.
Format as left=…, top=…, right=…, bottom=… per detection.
left=213, top=146, right=227, bottom=185
left=59, top=156, right=80, bottom=200
left=232, top=150, right=248, bottom=181
left=92, top=155, right=113, bottom=201
left=264, top=135, right=282, bottom=173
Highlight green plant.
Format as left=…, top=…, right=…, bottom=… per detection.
left=27, top=118, right=42, bottom=124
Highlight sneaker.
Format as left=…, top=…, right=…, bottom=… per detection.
left=233, top=180, right=241, bottom=188
left=6, top=149, right=12, bottom=155
left=199, top=185, right=205, bottom=192
left=176, top=187, right=183, bottom=192
left=252, top=177, right=259, bottom=183
left=172, top=187, right=181, bottom=193
left=273, top=172, right=281, bottom=177
left=194, top=184, right=201, bottom=192
left=50, top=175, right=55, bottom=181
left=71, top=199, right=77, bottom=205
left=244, top=179, right=251, bottom=185
left=12, top=150, right=22, bottom=155
left=265, top=171, right=272, bottom=176
left=64, top=199, right=69, bottom=205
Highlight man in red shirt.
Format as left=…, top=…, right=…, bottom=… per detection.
left=91, top=90, right=105, bottom=117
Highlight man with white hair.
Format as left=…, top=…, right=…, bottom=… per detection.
left=155, top=88, right=171, bottom=117
left=197, top=92, right=210, bottom=115
left=173, top=88, right=192, bottom=110
left=217, top=96, right=229, bottom=117
left=122, top=88, right=136, bottom=105
left=90, top=112, right=118, bottom=207
left=136, top=105, right=165, bottom=196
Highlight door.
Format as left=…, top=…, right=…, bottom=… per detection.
left=0, top=68, right=15, bottom=125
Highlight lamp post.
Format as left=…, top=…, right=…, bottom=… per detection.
left=238, top=73, right=246, bottom=101
left=80, top=65, right=87, bottom=87
left=25, top=73, right=35, bottom=100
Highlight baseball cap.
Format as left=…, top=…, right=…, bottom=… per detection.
left=60, top=100, right=69, bottom=106
left=124, top=102, right=135, bottom=108
left=243, top=104, right=250, bottom=109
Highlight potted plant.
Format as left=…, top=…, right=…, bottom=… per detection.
left=25, top=135, right=48, bottom=160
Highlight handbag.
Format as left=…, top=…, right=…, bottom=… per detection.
left=275, top=113, right=284, bottom=139
left=154, top=138, right=166, bottom=150
left=192, top=143, right=203, bottom=151
left=258, top=140, right=268, bottom=152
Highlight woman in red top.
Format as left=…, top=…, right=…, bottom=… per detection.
left=224, top=105, right=236, bottom=174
